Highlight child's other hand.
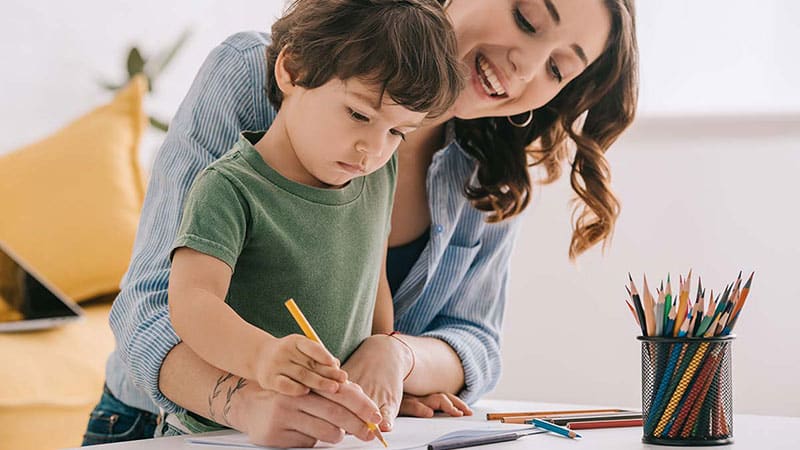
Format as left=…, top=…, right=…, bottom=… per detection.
left=398, top=392, right=473, bottom=418
left=255, top=334, right=348, bottom=396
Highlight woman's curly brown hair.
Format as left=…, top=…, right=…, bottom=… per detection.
left=451, top=0, right=639, bottom=260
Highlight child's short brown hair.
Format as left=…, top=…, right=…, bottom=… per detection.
left=266, top=0, right=463, bottom=118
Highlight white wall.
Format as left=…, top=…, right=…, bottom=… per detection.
left=490, top=116, right=800, bottom=417
left=2, top=0, right=798, bottom=416
left=0, top=0, right=287, bottom=163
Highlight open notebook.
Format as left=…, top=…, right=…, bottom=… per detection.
left=185, top=417, right=543, bottom=449
left=0, top=240, right=83, bottom=332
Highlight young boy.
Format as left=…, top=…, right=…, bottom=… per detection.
left=166, top=0, right=463, bottom=436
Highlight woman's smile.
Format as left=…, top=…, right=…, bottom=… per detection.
left=475, top=53, right=509, bottom=98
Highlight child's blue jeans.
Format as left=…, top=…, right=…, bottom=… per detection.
left=81, top=384, right=158, bottom=446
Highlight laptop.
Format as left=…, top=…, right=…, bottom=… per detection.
left=0, top=240, right=84, bottom=332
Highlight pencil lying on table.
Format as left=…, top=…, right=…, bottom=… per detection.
left=504, top=411, right=641, bottom=425
left=567, top=418, right=643, bottom=430
left=285, top=298, right=388, bottom=448
left=487, top=408, right=624, bottom=421
left=530, top=418, right=581, bottom=439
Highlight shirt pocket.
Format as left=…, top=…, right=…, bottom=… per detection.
left=431, top=240, right=483, bottom=293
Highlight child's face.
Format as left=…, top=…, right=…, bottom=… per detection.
left=281, top=77, right=426, bottom=188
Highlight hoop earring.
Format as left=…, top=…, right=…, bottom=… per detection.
left=507, top=111, right=533, bottom=128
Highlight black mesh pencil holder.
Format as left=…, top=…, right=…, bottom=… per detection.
left=639, top=336, right=734, bottom=446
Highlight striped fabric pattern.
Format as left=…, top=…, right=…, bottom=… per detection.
left=106, top=31, right=521, bottom=414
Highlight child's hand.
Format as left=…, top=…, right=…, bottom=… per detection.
left=255, top=334, right=348, bottom=396
left=399, top=392, right=473, bottom=418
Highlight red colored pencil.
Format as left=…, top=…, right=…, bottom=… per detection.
left=567, top=418, right=643, bottom=430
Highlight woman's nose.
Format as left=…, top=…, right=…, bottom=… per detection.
left=508, top=44, right=551, bottom=83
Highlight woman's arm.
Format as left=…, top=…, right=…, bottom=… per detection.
left=408, top=218, right=522, bottom=402
left=108, top=32, right=273, bottom=413
left=159, top=342, right=383, bottom=448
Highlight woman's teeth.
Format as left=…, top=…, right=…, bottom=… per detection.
left=477, top=54, right=506, bottom=97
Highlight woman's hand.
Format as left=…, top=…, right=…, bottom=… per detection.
left=232, top=380, right=383, bottom=448
left=343, top=334, right=414, bottom=431
left=399, top=392, right=473, bottom=418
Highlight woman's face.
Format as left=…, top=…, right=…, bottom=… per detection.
left=446, top=0, right=612, bottom=120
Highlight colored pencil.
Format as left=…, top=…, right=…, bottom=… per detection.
left=487, top=408, right=624, bottom=421
left=531, top=418, right=581, bottom=439
left=627, top=271, right=753, bottom=441
left=724, top=272, right=754, bottom=334
left=666, top=346, right=722, bottom=438
left=629, top=273, right=648, bottom=336
left=642, top=274, right=657, bottom=337
left=284, top=299, right=388, bottom=448
left=654, top=286, right=665, bottom=336
left=505, top=411, right=638, bottom=424
left=692, top=280, right=705, bottom=337
left=673, top=271, right=691, bottom=336
left=567, top=418, right=643, bottom=430
left=547, top=413, right=643, bottom=426
left=664, top=274, right=673, bottom=330
left=653, top=339, right=709, bottom=436
left=626, top=299, right=640, bottom=326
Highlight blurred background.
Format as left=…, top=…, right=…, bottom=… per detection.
left=1, top=0, right=797, bottom=419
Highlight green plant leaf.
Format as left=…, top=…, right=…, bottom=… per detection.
left=149, top=116, right=169, bottom=132
left=147, top=29, right=191, bottom=80
left=99, top=80, right=123, bottom=91
left=127, top=47, right=146, bottom=77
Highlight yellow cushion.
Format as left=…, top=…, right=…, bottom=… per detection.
left=0, top=301, right=114, bottom=449
left=0, top=76, right=147, bottom=302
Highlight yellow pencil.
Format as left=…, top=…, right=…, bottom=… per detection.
left=284, top=298, right=388, bottom=448
left=673, top=271, right=691, bottom=336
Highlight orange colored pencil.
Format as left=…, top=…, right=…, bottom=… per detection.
left=673, top=271, right=691, bottom=336
left=487, top=409, right=623, bottom=421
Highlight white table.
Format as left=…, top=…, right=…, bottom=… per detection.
left=69, top=399, right=800, bottom=449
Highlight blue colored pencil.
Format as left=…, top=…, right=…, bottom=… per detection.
left=644, top=344, right=682, bottom=434
left=531, top=418, right=582, bottom=439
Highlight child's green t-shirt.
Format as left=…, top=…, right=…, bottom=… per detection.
left=171, top=131, right=396, bottom=431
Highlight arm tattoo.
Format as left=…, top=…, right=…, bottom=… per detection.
left=222, top=377, right=249, bottom=425
left=208, top=373, right=235, bottom=422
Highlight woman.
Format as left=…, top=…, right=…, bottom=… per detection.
left=84, top=0, right=638, bottom=447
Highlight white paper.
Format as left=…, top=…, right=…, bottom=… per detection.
left=186, top=417, right=533, bottom=449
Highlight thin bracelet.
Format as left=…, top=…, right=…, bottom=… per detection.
left=383, top=331, right=416, bottom=382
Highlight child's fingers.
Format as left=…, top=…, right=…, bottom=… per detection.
left=294, top=337, right=340, bottom=367
left=398, top=396, right=434, bottom=418
left=444, top=392, right=473, bottom=416
left=286, top=362, right=341, bottom=393
left=294, top=339, right=348, bottom=383
left=426, top=394, right=461, bottom=416
left=273, top=374, right=311, bottom=396
left=419, top=393, right=466, bottom=417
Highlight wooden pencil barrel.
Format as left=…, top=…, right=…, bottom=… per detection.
left=638, top=335, right=734, bottom=446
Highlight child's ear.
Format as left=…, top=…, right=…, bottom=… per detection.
left=274, top=46, right=298, bottom=96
